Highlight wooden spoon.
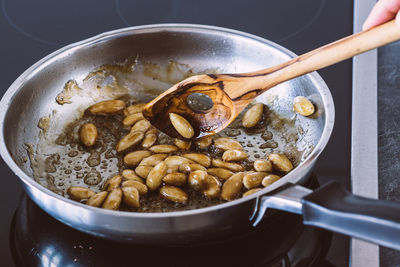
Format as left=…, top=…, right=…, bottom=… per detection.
left=143, top=20, right=400, bottom=140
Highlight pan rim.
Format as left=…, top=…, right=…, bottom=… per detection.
left=0, top=23, right=335, bottom=218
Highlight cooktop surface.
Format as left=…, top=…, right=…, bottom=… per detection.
left=0, top=0, right=353, bottom=266
left=11, top=188, right=332, bottom=267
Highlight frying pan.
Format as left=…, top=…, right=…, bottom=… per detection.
left=1, top=24, right=399, bottom=249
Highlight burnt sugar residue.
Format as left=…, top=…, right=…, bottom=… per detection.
left=39, top=96, right=303, bottom=213
left=44, top=154, right=60, bottom=173
left=261, top=131, right=273, bottom=140
left=260, top=140, right=278, bottom=149
left=46, top=174, right=63, bottom=195
left=68, top=150, right=79, bottom=157
left=84, top=169, right=102, bottom=185
left=56, top=80, right=82, bottom=105
left=225, top=129, right=241, bottom=137
left=86, top=151, right=101, bottom=167
left=37, top=116, right=51, bottom=134
left=50, top=97, right=303, bottom=213
left=43, top=109, right=126, bottom=194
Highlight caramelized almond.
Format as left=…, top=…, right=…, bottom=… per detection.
left=149, top=144, right=178, bottom=153
left=67, top=186, right=95, bottom=201
left=87, top=191, right=108, bottom=207
left=79, top=123, right=98, bottom=147
left=124, top=103, right=146, bottom=116
left=214, top=137, right=243, bottom=151
left=122, top=180, right=148, bottom=195
left=243, top=188, right=262, bottom=197
left=243, top=172, right=267, bottom=189
left=174, top=139, right=191, bottom=150
left=262, top=174, right=281, bottom=187
left=182, top=153, right=211, bottom=167
left=163, top=172, right=187, bottom=186
left=121, top=169, right=144, bottom=183
left=122, top=187, right=140, bottom=208
left=88, top=100, right=125, bottom=115
left=222, top=149, right=248, bottom=162
left=146, top=162, right=167, bottom=190
left=116, top=131, right=144, bottom=152
left=169, top=113, right=194, bottom=139
left=102, top=188, right=122, bottom=210
left=123, top=150, right=152, bottom=167
left=103, top=175, right=122, bottom=191
left=268, top=153, right=294, bottom=173
left=242, top=103, right=264, bottom=128
left=221, top=172, right=244, bottom=201
left=293, top=96, right=315, bottom=116
left=122, top=112, right=144, bottom=127
left=211, top=159, right=244, bottom=172
left=160, top=186, right=188, bottom=204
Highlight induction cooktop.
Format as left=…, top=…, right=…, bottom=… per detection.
left=0, top=1, right=353, bottom=266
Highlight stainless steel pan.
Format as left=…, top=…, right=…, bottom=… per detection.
left=1, top=24, right=399, bottom=249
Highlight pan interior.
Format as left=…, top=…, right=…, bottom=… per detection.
left=2, top=26, right=327, bottom=211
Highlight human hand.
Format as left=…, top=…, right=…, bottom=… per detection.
left=363, top=0, right=400, bottom=30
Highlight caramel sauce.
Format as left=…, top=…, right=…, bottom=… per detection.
left=31, top=60, right=306, bottom=212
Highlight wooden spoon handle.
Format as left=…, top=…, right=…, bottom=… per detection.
left=225, top=19, right=400, bottom=99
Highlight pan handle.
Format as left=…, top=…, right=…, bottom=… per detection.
left=251, top=181, right=400, bottom=250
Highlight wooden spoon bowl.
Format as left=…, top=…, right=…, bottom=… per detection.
left=143, top=75, right=237, bottom=139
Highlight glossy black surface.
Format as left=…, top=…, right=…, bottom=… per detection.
left=0, top=0, right=353, bottom=266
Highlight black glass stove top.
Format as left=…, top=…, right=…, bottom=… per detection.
left=0, top=1, right=353, bottom=266
left=11, top=176, right=334, bottom=267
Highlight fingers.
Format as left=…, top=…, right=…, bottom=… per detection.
left=397, top=9, right=400, bottom=26
left=363, top=0, right=400, bottom=30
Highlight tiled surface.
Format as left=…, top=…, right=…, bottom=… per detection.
left=378, top=41, right=400, bottom=267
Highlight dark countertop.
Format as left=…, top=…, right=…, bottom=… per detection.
left=378, top=40, right=400, bottom=267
